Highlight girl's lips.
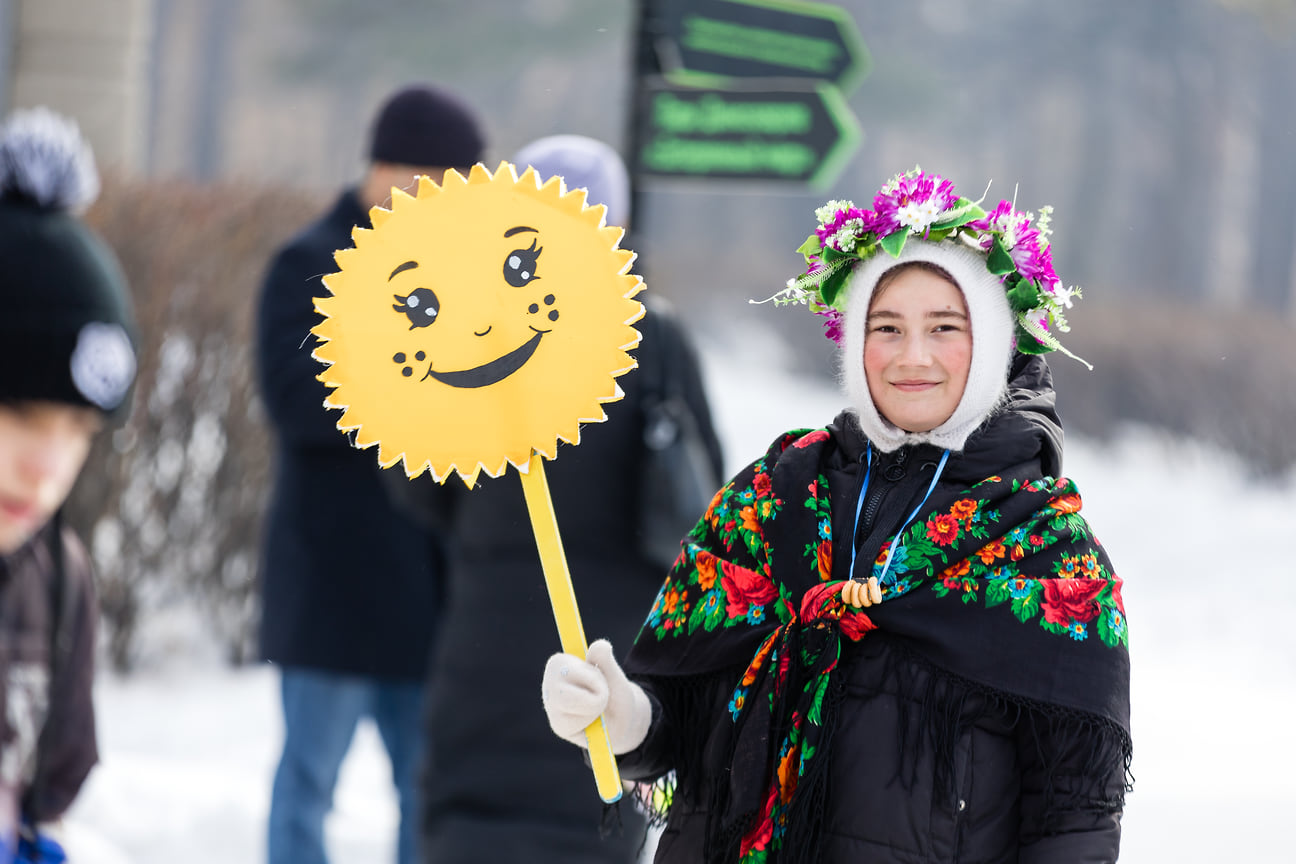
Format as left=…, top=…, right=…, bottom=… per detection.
left=892, top=381, right=939, bottom=392
left=0, top=496, right=39, bottom=526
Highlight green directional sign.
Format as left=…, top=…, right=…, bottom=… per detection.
left=653, top=0, right=870, bottom=95
left=633, top=78, right=861, bottom=189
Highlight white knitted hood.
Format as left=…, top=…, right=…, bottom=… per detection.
left=839, top=241, right=1015, bottom=453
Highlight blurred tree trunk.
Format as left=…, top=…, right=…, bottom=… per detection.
left=1255, top=33, right=1296, bottom=312
left=191, top=0, right=241, bottom=180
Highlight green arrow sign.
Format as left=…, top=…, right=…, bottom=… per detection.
left=633, top=78, right=861, bottom=189
left=653, top=0, right=870, bottom=94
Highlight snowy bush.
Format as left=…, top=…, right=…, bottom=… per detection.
left=66, top=177, right=322, bottom=672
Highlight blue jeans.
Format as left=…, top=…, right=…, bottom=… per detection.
left=267, top=668, right=425, bottom=864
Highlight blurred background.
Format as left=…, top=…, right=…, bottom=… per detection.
left=3, top=0, right=1295, bottom=861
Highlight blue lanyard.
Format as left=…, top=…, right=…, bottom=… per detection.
left=848, top=445, right=951, bottom=585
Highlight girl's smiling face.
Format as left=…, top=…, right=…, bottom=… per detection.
left=863, top=264, right=972, bottom=433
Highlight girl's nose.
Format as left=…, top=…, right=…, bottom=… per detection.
left=898, top=332, right=932, bottom=365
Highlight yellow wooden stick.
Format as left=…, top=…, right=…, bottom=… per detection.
left=518, top=452, right=623, bottom=803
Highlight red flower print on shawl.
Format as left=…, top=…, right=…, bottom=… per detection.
left=815, top=539, right=832, bottom=581
left=950, top=498, right=978, bottom=523
left=696, top=553, right=719, bottom=591
left=976, top=539, right=1006, bottom=564
left=941, top=559, right=972, bottom=590
left=1050, top=493, right=1082, bottom=514
left=926, top=513, right=960, bottom=546
left=723, top=560, right=778, bottom=619
left=792, top=429, right=830, bottom=449
left=839, top=607, right=878, bottom=640
left=1042, top=578, right=1106, bottom=625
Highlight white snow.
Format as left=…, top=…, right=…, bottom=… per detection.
left=63, top=340, right=1296, bottom=863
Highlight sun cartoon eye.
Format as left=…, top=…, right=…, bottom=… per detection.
left=503, top=239, right=542, bottom=287
left=393, top=287, right=440, bottom=329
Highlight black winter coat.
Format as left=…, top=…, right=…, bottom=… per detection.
left=0, top=520, right=98, bottom=843
left=255, top=190, right=443, bottom=680
left=388, top=304, right=724, bottom=864
left=621, top=356, right=1127, bottom=864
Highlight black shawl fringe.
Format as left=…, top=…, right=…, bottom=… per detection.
left=645, top=639, right=1133, bottom=864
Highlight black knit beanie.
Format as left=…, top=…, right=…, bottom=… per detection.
left=368, top=84, right=485, bottom=168
left=0, top=107, right=138, bottom=418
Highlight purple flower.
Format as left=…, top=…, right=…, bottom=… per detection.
left=971, top=199, right=1032, bottom=250
left=873, top=171, right=957, bottom=234
left=860, top=207, right=899, bottom=238
left=815, top=205, right=894, bottom=252
left=816, top=307, right=845, bottom=344
left=1009, top=230, right=1056, bottom=282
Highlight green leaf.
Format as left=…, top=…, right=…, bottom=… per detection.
left=797, top=233, right=822, bottom=262
left=1005, top=277, right=1041, bottom=313
left=986, top=580, right=1011, bottom=607
left=1096, top=611, right=1116, bottom=647
left=1012, top=594, right=1039, bottom=623
left=909, top=537, right=940, bottom=558
left=820, top=244, right=848, bottom=264
left=819, top=268, right=851, bottom=307
left=879, top=229, right=908, bottom=257
left=987, top=237, right=1016, bottom=275
left=705, top=594, right=727, bottom=631
left=925, top=227, right=953, bottom=243
left=807, top=673, right=831, bottom=724
left=1015, top=323, right=1050, bottom=354
left=688, top=597, right=709, bottom=634
left=931, top=199, right=986, bottom=230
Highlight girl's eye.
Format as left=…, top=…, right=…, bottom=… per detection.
left=503, top=239, right=542, bottom=287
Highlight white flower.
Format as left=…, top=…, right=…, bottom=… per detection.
left=1051, top=283, right=1077, bottom=309
left=896, top=198, right=940, bottom=232
left=815, top=199, right=853, bottom=226
left=831, top=218, right=865, bottom=251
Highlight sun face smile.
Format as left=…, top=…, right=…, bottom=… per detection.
left=312, top=162, right=643, bottom=486
left=422, top=328, right=548, bottom=388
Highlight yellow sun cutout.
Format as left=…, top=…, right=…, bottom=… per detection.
left=312, top=161, right=643, bottom=487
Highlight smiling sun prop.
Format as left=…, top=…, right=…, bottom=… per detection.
left=313, top=162, right=642, bottom=485
left=312, top=162, right=643, bottom=803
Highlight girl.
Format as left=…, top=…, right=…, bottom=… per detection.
left=541, top=169, right=1131, bottom=863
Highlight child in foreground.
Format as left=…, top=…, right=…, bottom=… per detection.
left=0, top=107, right=138, bottom=863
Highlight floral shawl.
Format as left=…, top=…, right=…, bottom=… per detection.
left=624, top=427, right=1132, bottom=864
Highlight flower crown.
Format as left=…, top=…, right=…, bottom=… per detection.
left=760, top=167, right=1087, bottom=366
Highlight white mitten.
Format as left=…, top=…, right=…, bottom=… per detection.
left=541, top=638, right=652, bottom=755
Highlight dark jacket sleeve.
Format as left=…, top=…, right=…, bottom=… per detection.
left=255, top=242, right=350, bottom=448
left=23, top=532, right=99, bottom=822
left=379, top=465, right=462, bottom=536
left=610, top=683, right=672, bottom=782
left=650, top=308, right=725, bottom=483
left=1016, top=708, right=1125, bottom=863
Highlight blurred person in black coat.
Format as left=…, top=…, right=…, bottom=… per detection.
left=255, top=84, right=484, bottom=864
left=387, top=135, right=725, bottom=864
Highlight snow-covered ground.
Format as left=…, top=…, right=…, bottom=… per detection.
left=65, top=337, right=1296, bottom=862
